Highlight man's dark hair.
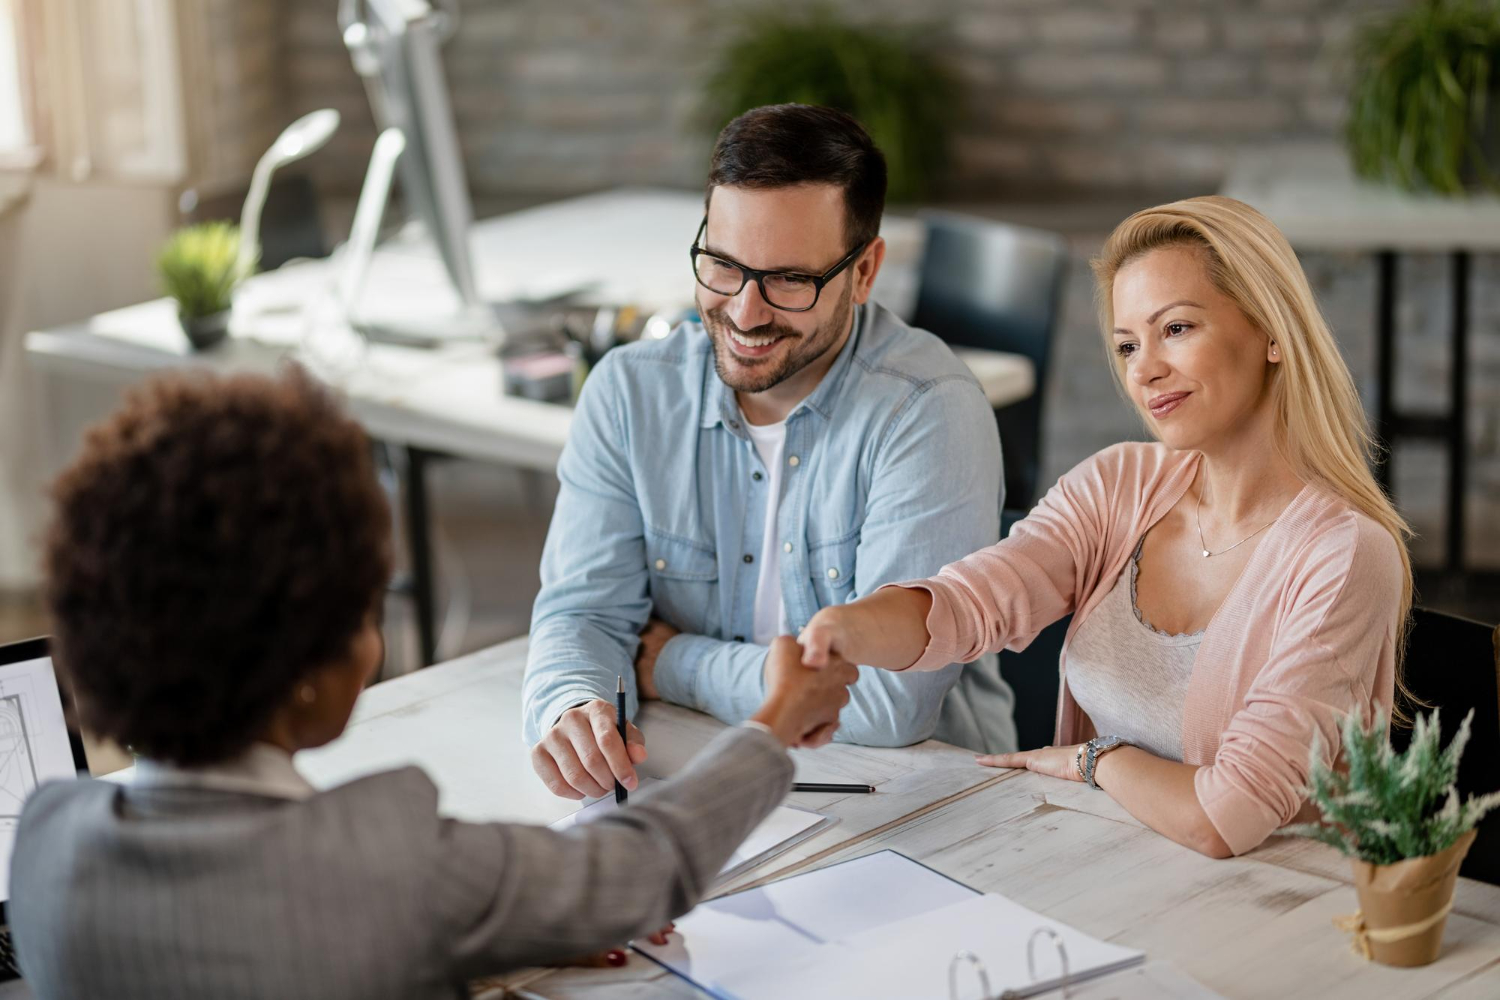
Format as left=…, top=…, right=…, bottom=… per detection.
left=707, top=103, right=887, bottom=252
left=43, top=365, right=392, bottom=766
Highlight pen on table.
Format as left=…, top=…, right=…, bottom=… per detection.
left=791, top=782, right=876, bottom=793
left=615, top=675, right=629, bottom=805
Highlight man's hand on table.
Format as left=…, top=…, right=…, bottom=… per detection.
left=633, top=616, right=679, bottom=701
left=530, top=699, right=648, bottom=801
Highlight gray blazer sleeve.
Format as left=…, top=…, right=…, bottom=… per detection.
left=427, top=725, right=792, bottom=976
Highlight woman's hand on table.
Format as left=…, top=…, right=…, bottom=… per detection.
left=976, top=744, right=1087, bottom=782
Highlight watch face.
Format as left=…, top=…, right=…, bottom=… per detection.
left=1094, top=736, right=1124, bottom=751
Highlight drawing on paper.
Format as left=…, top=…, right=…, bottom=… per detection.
left=0, top=694, right=39, bottom=819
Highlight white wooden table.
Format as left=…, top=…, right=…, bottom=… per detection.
left=1221, top=147, right=1500, bottom=578
left=295, top=637, right=1500, bottom=999
left=25, top=188, right=1035, bottom=667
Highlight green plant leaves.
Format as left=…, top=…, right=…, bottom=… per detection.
left=703, top=6, right=957, bottom=201
left=1345, top=0, right=1500, bottom=194
left=1294, top=706, right=1500, bottom=864
left=156, top=221, right=248, bottom=319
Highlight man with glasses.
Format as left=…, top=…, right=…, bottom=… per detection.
left=523, top=104, right=1016, bottom=800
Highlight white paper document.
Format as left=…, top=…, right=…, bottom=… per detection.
left=635, top=850, right=1145, bottom=1000
left=549, top=778, right=834, bottom=882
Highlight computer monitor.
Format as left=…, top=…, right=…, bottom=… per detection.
left=339, top=0, right=499, bottom=343
left=0, top=637, right=90, bottom=920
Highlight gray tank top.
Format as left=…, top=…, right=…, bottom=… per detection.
left=1066, top=539, right=1202, bottom=762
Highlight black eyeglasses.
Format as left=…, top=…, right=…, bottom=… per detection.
left=689, top=218, right=869, bottom=313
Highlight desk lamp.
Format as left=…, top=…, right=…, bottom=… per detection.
left=237, top=109, right=341, bottom=273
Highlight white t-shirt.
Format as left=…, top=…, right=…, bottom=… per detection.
left=745, top=419, right=790, bottom=646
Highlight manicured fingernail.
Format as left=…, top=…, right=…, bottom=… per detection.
left=606, top=950, right=627, bottom=967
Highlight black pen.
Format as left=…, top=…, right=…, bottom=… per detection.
left=615, top=675, right=628, bottom=805
left=791, top=782, right=875, bottom=793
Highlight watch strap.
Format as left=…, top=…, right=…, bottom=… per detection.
left=1084, top=737, right=1132, bottom=790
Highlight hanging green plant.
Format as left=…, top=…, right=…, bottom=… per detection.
left=1344, top=0, right=1500, bottom=194
left=704, top=6, right=958, bottom=202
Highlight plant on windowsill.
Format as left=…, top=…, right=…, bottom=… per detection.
left=156, top=221, right=249, bottom=350
left=1287, top=707, right=1500, bottom=967
left=1344, top=0, right=1500, bottom=194
left=704, top=5, right=957, bottom=202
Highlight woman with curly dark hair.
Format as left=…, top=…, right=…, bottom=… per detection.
left=8, top=365, right=858, bottom=1000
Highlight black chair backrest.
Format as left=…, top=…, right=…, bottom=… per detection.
left=1394, top=607, right=1500, bottom=885
left=912, top=211, right=1069, bottom=510
left=997, top=508, right=1067, bottom=751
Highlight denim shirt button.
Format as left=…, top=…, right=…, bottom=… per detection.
left=787, top=455, right=800, bottom=467
left=826, top=567, right=840, bottom=579
left=654, top=558, right=667, bottom=570
left=782, top=542, right=792, bottom=553
left=743, top=553, right=754, bottom=564
left=752, top=471, right=763, bottom=481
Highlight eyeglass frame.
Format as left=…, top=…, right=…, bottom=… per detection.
left=688, top=217, right=871, bottom=313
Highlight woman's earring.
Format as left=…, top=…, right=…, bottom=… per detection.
left=299, top=684, right=317, bottom=705
left=1270, top=341, right=1279, bottom=358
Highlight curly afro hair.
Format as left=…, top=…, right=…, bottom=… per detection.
left=43, top=364, right=392, bottom=766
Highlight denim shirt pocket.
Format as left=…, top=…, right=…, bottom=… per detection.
left=644, top=530, right=719, bottom=630
left=807, top=534, right=859, bottom=608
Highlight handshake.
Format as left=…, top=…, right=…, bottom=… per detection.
left=530, top=635, right=860, bottom=801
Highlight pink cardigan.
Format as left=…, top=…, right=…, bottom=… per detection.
left=898, top=442, right=1404, bottom=856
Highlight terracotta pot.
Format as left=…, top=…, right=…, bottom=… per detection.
left=179, top=310, right=230, bottom=350
left=1346, top=828, right=1477, bottom=967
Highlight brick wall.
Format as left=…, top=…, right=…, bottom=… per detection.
left=277, top=0, right=1404, bottom=200
left=180, top=0, right=289, bottom=195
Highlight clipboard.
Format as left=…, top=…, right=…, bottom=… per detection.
left=634, top=850, right=1147, bottom=999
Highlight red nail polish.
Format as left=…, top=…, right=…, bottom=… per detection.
left=606, top=950, right=627, bottom=967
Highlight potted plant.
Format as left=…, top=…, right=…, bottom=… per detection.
left=156, top=221, right=248, bottom=350
left=704, top=6, right=957, bottom=201
left=1344, top=0, right=1500, bottom=194
left=1289, top=707, right=1500, bottom=966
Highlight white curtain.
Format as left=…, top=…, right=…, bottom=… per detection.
left=0, top=176, right=38, bottom=587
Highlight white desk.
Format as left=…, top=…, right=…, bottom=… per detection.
left=26, top=188, right=1035, bottom=666
left=297, top=636, right=1006, bottom=890
left=295, top=638, right=1500, bottom=999
left=1221, top=147, right=1500, bottom=578
left=1220, top=147, right=1500, bottom=252
left=25, top=188, right=1034, bottom=464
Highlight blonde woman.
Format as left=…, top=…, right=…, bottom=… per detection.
left=799, top=196, right=1413, bottom=859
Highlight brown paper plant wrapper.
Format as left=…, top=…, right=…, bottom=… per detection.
left=1335, top=827, right=1477, bottom=967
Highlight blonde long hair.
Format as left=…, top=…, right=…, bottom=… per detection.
left=1091, top=195, right=1416, bottom=719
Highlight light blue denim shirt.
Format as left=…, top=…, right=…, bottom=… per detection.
left=522, top=302, right=1017, bottom=753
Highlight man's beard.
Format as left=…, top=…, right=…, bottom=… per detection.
left=702, top=284, right=853, bottom=395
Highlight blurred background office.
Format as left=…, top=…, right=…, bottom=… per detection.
left=0, top=0, right=1496, bottom=688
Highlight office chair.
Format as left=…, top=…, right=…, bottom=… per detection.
left=912, top=211, right=1069, bottom=510
left=997, top=508, right=1069, bottom=752
left=1393, top=607, right=1500, bottom=885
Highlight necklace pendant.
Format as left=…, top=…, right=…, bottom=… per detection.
left=1202, top=549, right=1211, bottom=558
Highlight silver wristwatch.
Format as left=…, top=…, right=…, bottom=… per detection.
left=1082, top=735, right=1132, bottom=790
